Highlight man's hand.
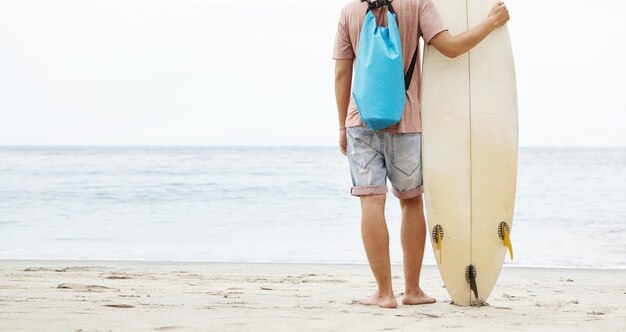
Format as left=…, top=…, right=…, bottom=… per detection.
left=487, top=1, right=510, bottom=29
left=339, top=129, right=347, bottom=156
left=430, top=1, right=511, bottom=59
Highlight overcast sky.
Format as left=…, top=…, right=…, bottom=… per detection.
left=1, top=0, right=625, bottom=146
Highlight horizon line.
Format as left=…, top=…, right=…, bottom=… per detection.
left=1, top=144, right=625, bottom=148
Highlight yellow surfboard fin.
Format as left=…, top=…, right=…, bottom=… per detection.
left=502, top=225, right=513, bottom=260
left=437, top=231, right=442, bottom=263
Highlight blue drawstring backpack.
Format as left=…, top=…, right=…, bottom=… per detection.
left=353, top=0, right=419, bottom=130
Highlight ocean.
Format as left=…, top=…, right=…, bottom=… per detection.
left=1, top=146, right=625, bottom=269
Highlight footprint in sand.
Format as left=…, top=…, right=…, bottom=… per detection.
left=57, top=284, right=119, bottom=292
left=102, top=304, right=134, bottom=308
left=107, top=276, right=132, bottom=280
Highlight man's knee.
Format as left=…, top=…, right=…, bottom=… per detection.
left=399, top=195, right=422, bottom=209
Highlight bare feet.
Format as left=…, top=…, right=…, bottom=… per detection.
left=402, top=289, right=436, bottom=305
left=358, top=290, right=398, bottom=308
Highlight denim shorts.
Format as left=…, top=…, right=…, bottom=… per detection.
left=346, top=126, right=423, bottom=199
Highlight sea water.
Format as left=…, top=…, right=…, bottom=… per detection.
left=1, top=146, right=625, bottom=269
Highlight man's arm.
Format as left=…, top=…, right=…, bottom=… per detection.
left=335, top=58, right=353, bottom=156
left=430, top=1, right=510, bottom=58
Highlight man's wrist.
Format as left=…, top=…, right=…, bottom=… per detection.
left=486, top=16, right=498, bottom=32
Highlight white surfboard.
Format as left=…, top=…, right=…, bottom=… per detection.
left=421, top=0, right=518, bottom=306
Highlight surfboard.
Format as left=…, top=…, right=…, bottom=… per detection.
left=420, top=0, right=518, bottom=306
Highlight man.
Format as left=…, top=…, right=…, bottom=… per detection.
left=333, top=0, right=510, bottom=308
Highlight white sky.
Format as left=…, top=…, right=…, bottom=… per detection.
left=1, top=0, right=625, bottom=146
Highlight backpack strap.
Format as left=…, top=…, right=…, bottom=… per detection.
left=405, top=43, right=419, bottom=91
left=363, top=0, right=389, bottom=11
left=360, top=0, right=419, bottom=91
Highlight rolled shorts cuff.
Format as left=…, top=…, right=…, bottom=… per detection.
left=350, top=185, right=388, bottom=197
left=392, top=186, right=424, bottom=199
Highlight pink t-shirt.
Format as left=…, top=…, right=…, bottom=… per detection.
left=333, top=0, right=447, bottom=133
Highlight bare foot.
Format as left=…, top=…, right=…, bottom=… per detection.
left=358, top=291, right=398, bottom=308
left=402, top=289, right=436, bottom=305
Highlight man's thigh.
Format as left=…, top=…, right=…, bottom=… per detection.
left=346, top=126, right=388, bottom=196
left=385, top=132, right=423, bottom=199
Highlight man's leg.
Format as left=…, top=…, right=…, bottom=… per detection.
left=344, top=126, right=395, bottom=308
left=359, top=194, right=397, bottom=308
left=399, top=195, right=436, bottom=305
left=382, top=131, right=435, bottom=305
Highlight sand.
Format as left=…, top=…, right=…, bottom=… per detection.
left=0, top=260, right=625, bottom=331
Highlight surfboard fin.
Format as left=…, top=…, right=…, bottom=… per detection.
left=466, top=265, right=479, bottom=302
left=498, top=222, right=514, bottom=260
left=432, top=225, right=443, bottom=264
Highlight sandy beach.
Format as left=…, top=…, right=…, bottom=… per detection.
left=0, top=260, right=625, bottom=331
